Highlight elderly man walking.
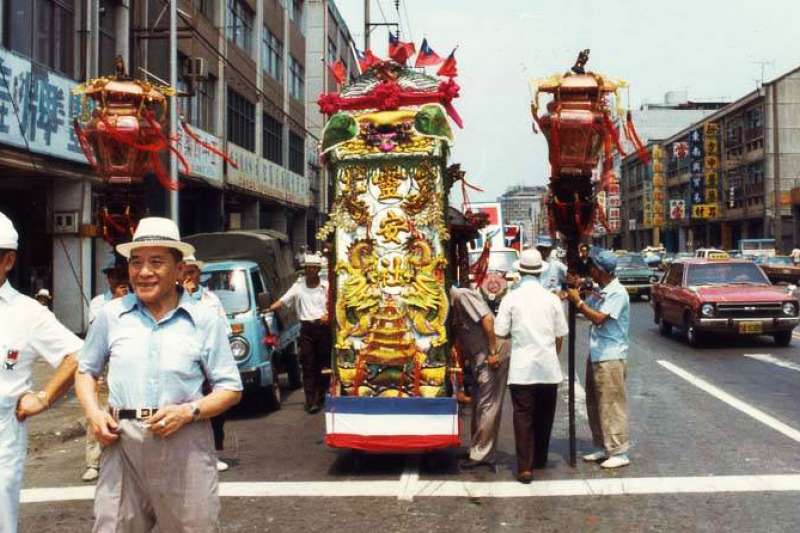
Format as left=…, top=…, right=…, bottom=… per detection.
left=495, top=249, right=568, bottom=483
left=450, top=285, right=507, bottom=470
left=76, top=217, right=243, bottom=532
left=0, top=212, right=82, bottom=533
left=268, top=254, right=330, bottom=414
left=536, top=236, right=567, bottom=293
left=566, top=247, right=631, bottom=469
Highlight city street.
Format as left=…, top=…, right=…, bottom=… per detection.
left=18, top=301, right=800, bottom=532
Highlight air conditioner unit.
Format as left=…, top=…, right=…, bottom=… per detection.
left=182, top=57, right=207, bottom=79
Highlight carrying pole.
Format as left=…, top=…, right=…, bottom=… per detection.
left=567, top=284, right=577, bottom=467
left=168, top=0, right=179, bottom=223
left=364, top=0, right=371, bottom=50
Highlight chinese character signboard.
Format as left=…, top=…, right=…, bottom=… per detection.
left=672, top=141, right=689, bottom=159
left=0, top=48, right=87, bottom=164
left=669, top=199, right=686, bottom=220
left=689, top=128, right=704, bottom=209
left=174, top=126, right=224, bottom=186
left=651, top=145, right=666, bottom=227
left=703, top=122, right=720, bottom=214
left=691, top=203, right=718, bottom=219
left=226, top=143, right=310, bottom=206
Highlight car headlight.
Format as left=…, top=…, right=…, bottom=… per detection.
left=650, top=275, right=659, bottom=283
left=700, top=303, right=715, bottom=317
left=230, top=337, right=250, bottom=361
left=782, top=302, right=797, bottom=316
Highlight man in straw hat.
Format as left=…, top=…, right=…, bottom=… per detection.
left=494, top=248, right=568, bottom=484
left=0, top=211, right=82, bottom=533
left=268, top=253, right=330, bottom=414
left=76, top=217, right=242, bottom=532
left=566, top=246, right=631, bottom=469
left=182, top=253, right=233, bottom=473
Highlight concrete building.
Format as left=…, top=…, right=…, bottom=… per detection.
left=498, top=185, right=547, bottom=247
left=305, top=0, right=359, bottom=232
left=601, top=93, right=726, bottom=249
left=620, top=66, right=800, bottom=253
left=0, top=0, right=359, bottom=333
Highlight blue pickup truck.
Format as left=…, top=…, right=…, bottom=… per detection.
left=185, top=230, right=301, bottom=411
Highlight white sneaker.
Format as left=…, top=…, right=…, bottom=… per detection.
left=600, top=454, right=630, bottom=469
left=81, top=467, right=99, bottom=482
left=216, top=460, right=229, bottom=472
left=582, top=450, right=606, bottom=462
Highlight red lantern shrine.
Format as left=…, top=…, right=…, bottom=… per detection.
left=73, top=71, right=183, bottom=189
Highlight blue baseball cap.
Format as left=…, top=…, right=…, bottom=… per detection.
left=589, top=246, right=618, bottom=274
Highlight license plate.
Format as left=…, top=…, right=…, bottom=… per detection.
left=738, top=321, right=763, bottom=334
left=782, top=269, right=791, bottom=274
left=242, top=372, right=260, bottom=386
left=626, top=287, right=636, bottom=294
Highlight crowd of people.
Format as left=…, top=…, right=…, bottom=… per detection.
left=0, top=206, right=631, bottom=531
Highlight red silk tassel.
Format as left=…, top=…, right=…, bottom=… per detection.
left=624, top=111, right=650, bottom=165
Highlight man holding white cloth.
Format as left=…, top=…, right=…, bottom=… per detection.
left=495, top=248, right=568, bottom=484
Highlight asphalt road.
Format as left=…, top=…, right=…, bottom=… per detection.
left=18, top=300, right=800, bottom=532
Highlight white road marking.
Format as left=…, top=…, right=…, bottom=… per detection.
left=657, top=359, right=800, bottom=443
left=398, top=456, right=421, bottom=501
left=744, top=353, right=800, bottom=373
left=20, top=475, right=800, bottom=503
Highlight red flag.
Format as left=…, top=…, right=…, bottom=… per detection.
left=328, top=60, right=346, bottom=84
left=414, top=38, right=443, bottom=67
left=388, top=33, right=416, bottom=65
left=437, top=48, right=458, bottom=78
left=357, top=49, right=381, bottom=72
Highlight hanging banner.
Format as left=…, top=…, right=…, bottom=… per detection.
left=703, top=122, right=720, bottom=219
left=689, top=128, right=704, bottom=209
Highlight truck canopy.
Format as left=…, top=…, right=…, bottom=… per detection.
left=184, top=230, right=299, bottom=323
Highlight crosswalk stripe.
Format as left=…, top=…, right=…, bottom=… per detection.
left=20, top=475, right=800, bottom=502
left=658, top=359, right=800, bottom=443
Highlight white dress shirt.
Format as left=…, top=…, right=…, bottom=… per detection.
left=0, top=281, right=83, bottom=399
left=494, top=276, right=569, bottom=385
left=280, top=279, right=329, bottom=322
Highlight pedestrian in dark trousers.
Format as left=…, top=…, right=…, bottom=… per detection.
left=567, top=247, right=631, bottom=469
left=269, top=254, right=331, bottom=413
left=494, top=249, right=568, bottom=484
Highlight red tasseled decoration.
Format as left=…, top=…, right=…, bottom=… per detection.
left=468, top=239, right=491, bottom=288
left=624, top=110, right=651, bottom=165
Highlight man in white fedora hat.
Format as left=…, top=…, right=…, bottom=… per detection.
left=181, top=253, right=233, bottom=473
left=268, top=253, right=330, bottom=413
left=76, top=216, right=243, bottom=532
left=0, top=211, right=82, bottom=533
left=494, top=248, right=568, bottom=484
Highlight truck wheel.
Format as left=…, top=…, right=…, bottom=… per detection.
left=267, top=385, right=282, bottom=411
left=684, top=315, right=702, bottom=347
left=774, top=330, right=792, bottom=347
left=286, top=342, right=302, bottom=390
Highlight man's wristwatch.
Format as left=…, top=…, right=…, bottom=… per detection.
left=189, top=402, right=202, bottom=422
left=35, top=390, right=50, bottom=409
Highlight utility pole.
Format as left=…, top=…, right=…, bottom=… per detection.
left=168, top=0, right=179, bottom=224
left=364, top=0, right=370, bottom=50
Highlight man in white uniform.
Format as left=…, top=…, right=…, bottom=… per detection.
left=536, top=236, right=567, bottom=293
left=0, top=211, right=82, bottom=533
left=269, top=254, right=330, bottom=413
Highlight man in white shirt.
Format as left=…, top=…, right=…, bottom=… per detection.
left=0, top=211, right=83, bottom=533
left=88, top=254, right=129, bottom=324
left=495, top=248, right=568, bottom=484
left=269, top=254, right=330, bottom=413
left=791, top=248, right=800, bottom=265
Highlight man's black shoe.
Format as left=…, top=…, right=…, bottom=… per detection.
left=308, top=405, right=321, bottom=414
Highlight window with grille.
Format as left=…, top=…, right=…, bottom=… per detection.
left=4, top=0, right=75, bottom=78
left=260, top=29, right=283, bottom=82
left=289, top=57, right=304, bottom=100
left=178, top=73, right=217, bottom=133
left=227, top=88, right=255, bottom=151
left=263, top=113, right=283, bottom=165
left=98, top=1, right=117, bottom=77
left=193, top=0, right=214, bottom=19
left=289, top=131, right=304, bottom=175
left=226, top=0, right=254, bottom=54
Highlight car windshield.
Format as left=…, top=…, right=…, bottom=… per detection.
left=766, top=256, right=793, bottom=265
left=200, top=269, right=250, bottom=315
left=469, top=251, right=518, bottom=272
left=617, top=254, right=648, bottom=268
left=686, top=263, right=770, bottom=286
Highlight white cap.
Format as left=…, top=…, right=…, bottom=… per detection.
left=0, top=211, right=19, bottom=250
left=116, top=217, right=195, bottom=259
left=302, top=254, right=322, bottom=267
left=36, top=288, right=52, bottom=299
left=183, top=254, right=205, bottom=269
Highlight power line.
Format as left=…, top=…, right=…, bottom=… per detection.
left=400, top=0, right=414, bottom=44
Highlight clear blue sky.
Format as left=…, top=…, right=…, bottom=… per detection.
left=334, top=0, right=800, bottom=203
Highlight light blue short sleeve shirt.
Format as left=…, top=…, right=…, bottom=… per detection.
left=587, top=278, right=630, bottom=362
left=79, top=291, right=242, bottom=408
